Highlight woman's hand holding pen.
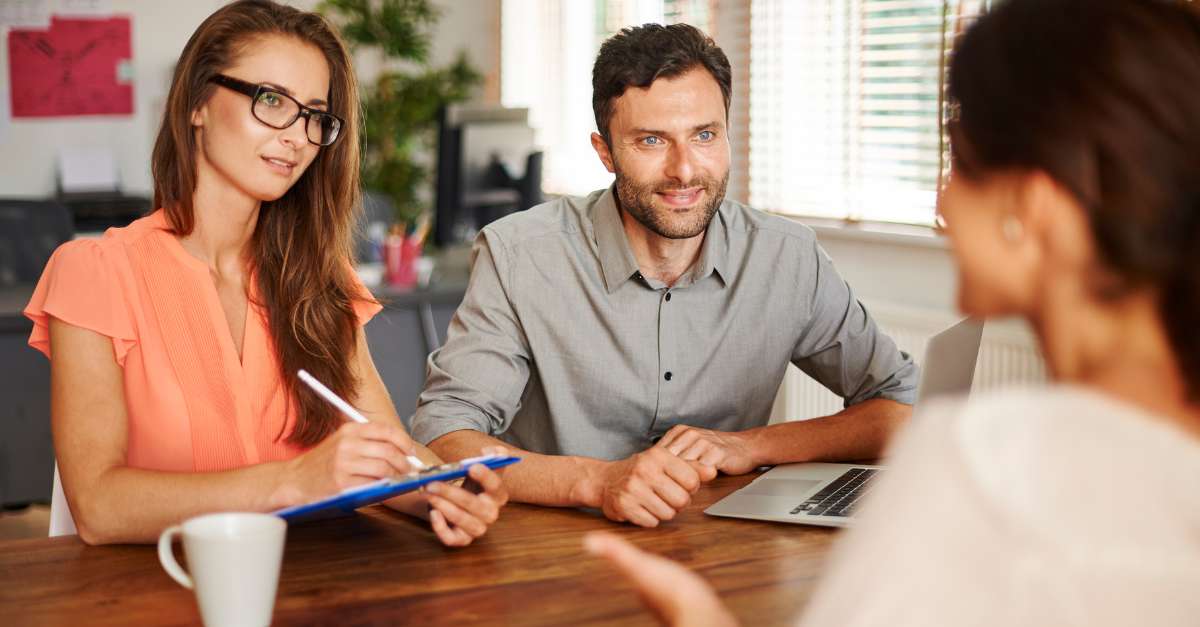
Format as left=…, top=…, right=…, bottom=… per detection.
left=274, top=421, right=421, bottom=508
left=288, top=369, right=509, bottom=545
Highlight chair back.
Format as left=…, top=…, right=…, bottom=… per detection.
left=49, top=463, right=77, bottom=537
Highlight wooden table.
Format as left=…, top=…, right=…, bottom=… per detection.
left=0, top=474, right=840, bottom=626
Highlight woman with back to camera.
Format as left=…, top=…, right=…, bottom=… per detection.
left=585, top=0, right=1200, bottom=624
left=25, top=0, right=507, bottom=546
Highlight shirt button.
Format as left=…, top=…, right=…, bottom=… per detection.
left=665, top=292, right=672, bottom=302
left=664, top=371, right=673, bottom=381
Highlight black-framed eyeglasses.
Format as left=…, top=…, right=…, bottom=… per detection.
left=209, top=74, right=344, bottom=146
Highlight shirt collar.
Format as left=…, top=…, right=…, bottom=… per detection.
left=690, top=205, right=730, bottom=287
left=592, top=187, right=643, bottom=293
left=591, top=186, right=732, bottom=292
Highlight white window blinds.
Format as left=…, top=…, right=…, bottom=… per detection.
left=749, top=0, right=988, bottom=226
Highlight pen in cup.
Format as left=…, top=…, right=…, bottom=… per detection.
left=296, top=369, right=426, bottom=471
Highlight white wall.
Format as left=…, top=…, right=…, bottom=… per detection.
left=0, top=0, right=499, bottom=198
left=812, top=224, right=1040, bottom=341
left=814, top=227, right=958, bottom=312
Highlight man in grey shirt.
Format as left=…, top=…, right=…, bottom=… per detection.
left=412, top=23, right=918, bottom=527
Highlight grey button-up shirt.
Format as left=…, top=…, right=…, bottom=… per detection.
left=411, top=188, right=919, bottom=461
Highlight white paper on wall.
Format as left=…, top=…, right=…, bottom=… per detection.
left=0, top=0, right=51, bottom=28
left=57, top=146, right=119, bottom=193
left=52, top=0, right=111, bottom=16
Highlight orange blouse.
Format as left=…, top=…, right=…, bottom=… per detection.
left=24, top=210, right=382, bottom=472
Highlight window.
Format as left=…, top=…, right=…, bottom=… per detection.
left=501, top=0, right=712, bottom=196
left=749, top=0, right=989, bottom=226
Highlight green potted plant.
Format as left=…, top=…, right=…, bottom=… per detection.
left=320, top=0, right=481, bottom=228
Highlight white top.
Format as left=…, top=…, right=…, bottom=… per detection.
left=799, top=386, right=1200, bottom=627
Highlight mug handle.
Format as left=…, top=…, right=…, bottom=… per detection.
left=157, top=525, right=194, bottom=590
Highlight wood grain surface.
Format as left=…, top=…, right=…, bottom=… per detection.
left=0, top=472, right=841, bottom=626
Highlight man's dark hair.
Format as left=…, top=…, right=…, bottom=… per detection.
left=592, top=23, right=731, bottom=145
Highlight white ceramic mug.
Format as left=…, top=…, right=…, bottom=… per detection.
left=157, top=512, right=287, bottom=627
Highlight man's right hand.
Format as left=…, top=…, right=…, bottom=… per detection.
left=580, top=447, right=718, bottom=527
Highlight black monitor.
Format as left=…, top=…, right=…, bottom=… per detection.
left=434, top=105, right=542, bottom=247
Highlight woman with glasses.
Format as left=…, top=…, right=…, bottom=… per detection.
left=23, top=0, right=508, bottom=546
left=584, top=0, right=1200, bottom=624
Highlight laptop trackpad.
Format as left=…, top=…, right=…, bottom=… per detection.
left=741, top=478, right=822, bottom=497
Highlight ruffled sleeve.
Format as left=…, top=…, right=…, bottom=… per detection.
left=348, top=263, right=383, bottom=326
left=24, top=239, right=138, bottom=366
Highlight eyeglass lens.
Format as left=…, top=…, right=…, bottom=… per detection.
left=252, top=89, right=341, bottom=146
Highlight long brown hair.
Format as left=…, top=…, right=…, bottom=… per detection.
left=152, top=0, right=368, bottom=446
left=948, top=0, right=1200, bottom=400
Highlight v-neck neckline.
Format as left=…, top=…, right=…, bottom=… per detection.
left=152, top=211, right=255, bottom=371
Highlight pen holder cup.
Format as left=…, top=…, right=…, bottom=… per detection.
left=386, top=237, right=422, bottom=288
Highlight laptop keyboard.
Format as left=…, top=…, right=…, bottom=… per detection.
left=790, top=468, right=877, bottom=518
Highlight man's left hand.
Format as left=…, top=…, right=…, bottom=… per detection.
left=657, top=426, right=760, bottom=475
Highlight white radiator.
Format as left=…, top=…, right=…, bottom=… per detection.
left=770, top=302, right=1049, bottom=423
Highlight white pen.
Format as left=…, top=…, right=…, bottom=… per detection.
left=297, top=369, right=426, bottom=470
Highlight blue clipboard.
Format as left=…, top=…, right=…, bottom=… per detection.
left=272, top=454, right=521, bottom=522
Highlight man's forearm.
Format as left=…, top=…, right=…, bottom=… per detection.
left=747, top=398, right=912, bottom=466
left=427, top=429, right=604, bottom=508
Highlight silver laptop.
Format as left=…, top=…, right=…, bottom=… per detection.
left=705, top=317, right=984, bottom=527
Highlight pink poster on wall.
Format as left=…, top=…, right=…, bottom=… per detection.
left=8, top=16, right=133, bottom=117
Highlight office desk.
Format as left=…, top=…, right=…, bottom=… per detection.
left=0, top=473, right=838, bottom=626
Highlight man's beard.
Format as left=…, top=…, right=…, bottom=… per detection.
left=613, top=166, right=729, bottom=240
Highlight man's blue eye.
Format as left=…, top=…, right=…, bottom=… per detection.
left=642, top=136, right=662, bottom=145
left=698, top=130, right=715, bottom=141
